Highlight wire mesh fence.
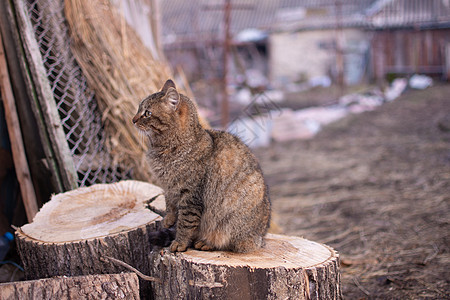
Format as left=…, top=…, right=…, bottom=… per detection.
left=26, top=0, right=132, bottom=186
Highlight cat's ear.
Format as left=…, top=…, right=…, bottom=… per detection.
left=165, top=87, right=180, bottom=108
left=161, top=79, right=176, bottom=94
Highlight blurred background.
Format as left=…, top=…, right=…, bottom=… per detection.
left=0, top=0, right=449, bottom=298
left=156, top=0, right=450, bottom=130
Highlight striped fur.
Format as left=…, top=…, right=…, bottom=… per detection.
left=133, top=79, right=271, bottom=253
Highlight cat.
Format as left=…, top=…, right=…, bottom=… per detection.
left=132, top=79, right=271, bottom=253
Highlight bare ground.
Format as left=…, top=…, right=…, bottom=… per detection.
left=255, top=84, right=450, bottom=299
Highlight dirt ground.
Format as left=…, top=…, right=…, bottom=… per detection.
left=254, top=84, right=450, bottom=299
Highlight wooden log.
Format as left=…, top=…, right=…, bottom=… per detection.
left=15, top=180, right=165, bottom=296
left=148, top=233, right=342, bottom=299
left=15, top=180, right=341, bottom=299
left=0, top=272, right=140, bottom=300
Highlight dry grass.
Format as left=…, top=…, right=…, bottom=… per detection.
left=256, top=85, right=450, bottom=298
left=64, top=0, right=207, bottom=181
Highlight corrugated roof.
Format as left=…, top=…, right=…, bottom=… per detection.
left=367, top=0, right=450, bottom=29
left=161, top=0, right=281, bottom=42
left=160, top=0, right=450, bottom=44
left=273, top=0, right=375, bottom=32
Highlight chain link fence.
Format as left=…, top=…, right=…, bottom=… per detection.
left=26, top=0, right=132, bottom=186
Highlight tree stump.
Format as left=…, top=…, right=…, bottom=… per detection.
left=0, top=272, right=140, bottom=299
left=15, top=180, right=342, bottom=299
left=15, top=180, right=165, bottom=295
left=148, top=234, right=342, bottom=300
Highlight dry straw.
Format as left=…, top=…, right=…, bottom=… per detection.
left=64, top=0, right=206, bottom=181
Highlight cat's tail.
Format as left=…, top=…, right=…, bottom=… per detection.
left=149, top=226, right=176, bottom=248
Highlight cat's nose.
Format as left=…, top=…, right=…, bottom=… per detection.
left=132, top=115, right=139, bottom=124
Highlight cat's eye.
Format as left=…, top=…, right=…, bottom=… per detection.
left=144, top=110, right=152, bottom=118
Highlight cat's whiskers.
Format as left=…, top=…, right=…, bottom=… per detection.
left=138, top=129, right=146, bottom=146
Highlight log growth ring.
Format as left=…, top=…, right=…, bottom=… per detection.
left=19, top=180, right=165, bottom=243
left=171, top=234, right=337, bottom=269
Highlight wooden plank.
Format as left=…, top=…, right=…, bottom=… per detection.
left=425, top=30, right=432, bottom=66
left=37, top=0, right=92, bottom=156
left=0, top=0, right=57, bottom=204
left=434, top=30, right=445, bottom=66
left=372, top=32, right=387, bottom=84
left=446, top=41, right=450, bottom=80
left=1, top=0, right=67, bottom=193
left=13, top=0, right=78, bottom=191
left=0, top=273, right=140, bottom=300
left=0, top=30, right=38, bottom=221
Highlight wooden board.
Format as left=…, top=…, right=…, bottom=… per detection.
left=0, top=27, right=38, bottom=221
left=0, top=0, right=54, bottom=211
left=0, top=0, right=78, bottom=193
left=0, top=273, right=140, bottom=300
left=149, top=233, right=342, bottom=299
left=13, top=0, right=79, bottom=191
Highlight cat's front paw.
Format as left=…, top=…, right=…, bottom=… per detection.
left=194, top=240, right=212, bottom=251
left=170, top=240, right=188, bottom=252
left=162, top=213, right=176, bottom=228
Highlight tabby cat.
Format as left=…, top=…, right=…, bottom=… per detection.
left=132, top=79, right=271, bottom=253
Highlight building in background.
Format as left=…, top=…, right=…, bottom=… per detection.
left=152, top=0, right=450, bottom=124
left=269, top=1, right=374, bottom=86
left=159, top=0, right=450, bottom=84
left=367, top=0, right=450, bottom=82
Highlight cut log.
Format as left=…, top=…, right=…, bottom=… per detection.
left=15, top=180, right=341, bottom=299
left=15, top=180, right=165, bottom=296
left=0, top=272, right=140, bottom=300
left=148, top=234, right=342, bottom=300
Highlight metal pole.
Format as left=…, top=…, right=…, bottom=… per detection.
left=335, top=0, right=344, bottom=90
left=221, top=0, right=231, bottom=128
left=149, top=0, right=162, bottom=59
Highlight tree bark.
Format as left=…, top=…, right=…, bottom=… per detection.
left=0, top=273, right=140, bottom=300
left=15, top=180, right=165, bottom=297
left=148, top=233, right=342, bottom=300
